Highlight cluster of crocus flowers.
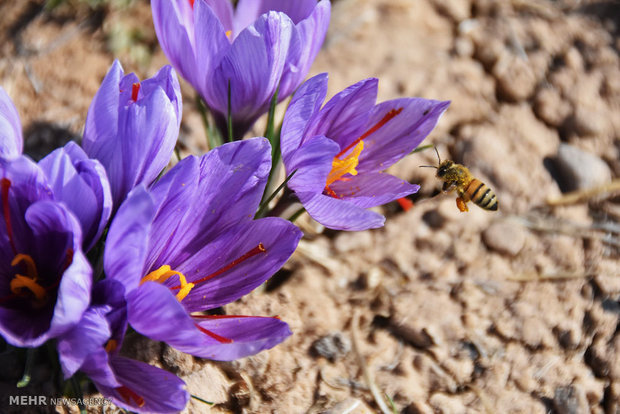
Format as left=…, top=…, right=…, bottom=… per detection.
left=0, top=60, right=302, bottom=412
left=0, top=0, right=453, bottom=411
left=152, top=0, right=330, bottom=139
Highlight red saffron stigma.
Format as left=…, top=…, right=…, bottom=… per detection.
left=117, top=386, right=145, bottom=408
left=131, top=83, right=140, bottom=102
left=192, top=314, right=253, bottom=319
left=171, top=243, right=266, bottom=290
left=324, top=185, right=339, bottom=198
left=189, top=0, right=195, bottom=8
left=193, top=314, right=282, bottom=321
left=336, top=108, right=404, bottom=158
left=1, top=178, right=17, bottom=255
left=397, top=197, right=414, bottom=212
left=195, top=323, right=233, bottom=343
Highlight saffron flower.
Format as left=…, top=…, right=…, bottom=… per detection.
left=0, top=87, right=112, bottom=252
left=57, top=280, right=189, bottom=413
left=83, top=60, right=182, bottom=208
left=39, top=142, right=112, bottom=252
left=281, top=73, right=450, bottom=231
left=0, top=86, right=22, bottom=158
left=105, top=138, right=301, bottom=360
left=152, top=0, right=330, bottom=138
left=0, top=156, right=91, bottom=347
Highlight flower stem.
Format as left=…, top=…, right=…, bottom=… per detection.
left=255, top=170, right=296, bottom=219
left=70, top=376, right=87, bottom=414
left=16, top=348, right=35, bottom=388
left=227, top=80, right=233, bottom=142
left=288, top=206, right=306, bottom=223
left=196, top=94, right=223, bottom=150
left=259, top=86, right=284, bottom=211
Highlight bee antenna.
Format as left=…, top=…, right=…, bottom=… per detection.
left=434, top=146, right=441, bottom=164
left=419, top=165, right=438, bottom=169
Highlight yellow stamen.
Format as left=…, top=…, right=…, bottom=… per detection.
left=225, top=30, right=232, bottom=39
left=11, top=254, right=38, bottom=279
left=10, top=274, right=46, bottom=300
left=141, top=265, right=195, bottom=302
left=326, top=141, right=364, bottom=186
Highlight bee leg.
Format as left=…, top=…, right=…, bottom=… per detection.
left=442, top=182, right=455, bottom=193
left=456, top=197, right=469, bottom=212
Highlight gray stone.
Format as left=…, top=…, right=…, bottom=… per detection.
left=482, top=221, right=526, bottom=256
left=555, top=144, right=611, bottom=191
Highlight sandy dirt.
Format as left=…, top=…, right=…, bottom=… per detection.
left=0, top=0, right=619, bottom=413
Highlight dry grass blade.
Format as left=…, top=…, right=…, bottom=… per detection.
left=350, top=311, right=393, bottom=414
left=546, top=179, right=620, bottom=206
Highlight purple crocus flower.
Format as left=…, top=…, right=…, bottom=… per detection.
left=105, top=138, right=301, bottom=360
left=281, top=73, right=450, bottom=231
left=152, top=0, right=330, bottom=139
left=39, top=142, right=112, bottom=252
left=0, top=86, right=112, bottom=252
left=83, top=60, right=182, bottom=208
left=0, top=156, right=91, bottom=347
left=57, top=279, right=189, bottom=413
left=0, top=86, right=22, bottom=158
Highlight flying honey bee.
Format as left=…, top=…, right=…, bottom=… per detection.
left=421, top=148, right=498, bottom=212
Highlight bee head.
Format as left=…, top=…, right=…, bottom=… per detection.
left=436, top=160, right=454, bottom=178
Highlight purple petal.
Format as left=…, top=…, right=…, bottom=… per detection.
left=105, top=186, right=156, bottom=294
left=57, top=303, right=111, bottom=379
left=193, top=0, right=232, bottom=95
left=147, top=138, right=272, bottom=268
left=104, top=86, right=178, bottom=206
left=330, top=172, right=420, bottom=208
left=97, top=356, right=189, bottom=413
left=358, top=99, right=450, bottom=172
left=79, top=349, right=119, bottom=389
left=307, top=78, right=378, bottom=151
left=298, top=191, right=386, bottom=231
left=57, top=279, right=127, bottom=379
left=234, top=0, right=318, bottom=30
left=0, top=157, right=52, bottom=270
left=152, top=0, right=200, bottom=88
left=280, top=73, right=328, bottom=164
left=128, top=283, right=290, bottom=361
left=140, top=66, right=183, bottom=128
left=127, top=282, right=207, bottom=351
left=286, top=135, right=339, bottom=194
left=202, top=0, right=234, bottom=33
left=38, top=142, right=112, bottom=252
left=176, top=217, right=302, bottom=311
left=0, top=86, right=22, bottom=158
left=192, top=315, right=291, bottom=360
left=83, top=60, right=123, bottom=163
left=206, top=11, right=295, bottom=136
left=278, top=0, right=331, bottom=99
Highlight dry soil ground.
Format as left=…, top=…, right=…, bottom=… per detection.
left=0, top=0, right=619, bottom=413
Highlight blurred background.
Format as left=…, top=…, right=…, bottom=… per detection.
left=0, top=0, right=618, bottom=412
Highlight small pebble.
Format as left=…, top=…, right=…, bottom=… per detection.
left=553, top=385, right=589, bottom=414
left=311, top=332, right=351, bottom=362
left=554, top=144, right=611, bottom=191
left=482, top=221, right=526, bottom=256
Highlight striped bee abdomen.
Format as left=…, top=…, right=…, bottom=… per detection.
left=465, top=179, right=498, bottom=211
